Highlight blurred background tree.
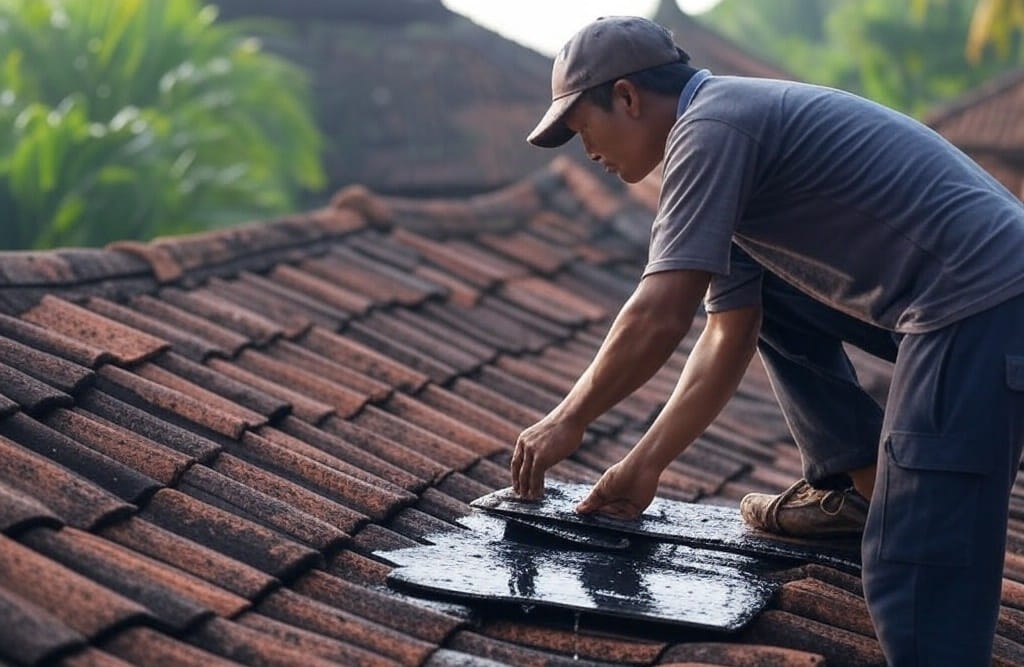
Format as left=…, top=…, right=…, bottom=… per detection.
left=700, top=0, right=1024, bottom=117
left=0, top=0, right=324, bottom=250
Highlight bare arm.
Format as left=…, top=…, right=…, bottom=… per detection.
left=577, top=304, right=762, bottom=517
left=511, top=269, right=710, bottom=499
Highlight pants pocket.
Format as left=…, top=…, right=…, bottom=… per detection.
left=879, top=431, right=991, bottom=567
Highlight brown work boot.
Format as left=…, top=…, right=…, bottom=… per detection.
left=740, top=479, right=868, bottom=537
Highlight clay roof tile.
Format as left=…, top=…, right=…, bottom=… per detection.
left=100, top=626, right=243, bottom=667
left=21, top=295, right=169, bottom=365
left=206, top=357, right=335, bottom=424
left=0, top=585, right=84, bottom=665
left=0, top=334, right=94, bottom=395
left=130, top=294, right=250, bottom=359
left=159, top=287, right=283, bottom=345
left=0, top=360, right=73, bottom=414
left=0, top=478, right=61, bottom=534
left=299, top=326, right=429, bottom=392
left=84, top=296, right=225, bottom=363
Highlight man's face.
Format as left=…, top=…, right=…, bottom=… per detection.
left=564, top=84, right=664, bottom=184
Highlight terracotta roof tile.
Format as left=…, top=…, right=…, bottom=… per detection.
left=480, top=620, right=665, bottom=665
left=22, top=526, right=249, bottom=629
left=235, top=611, right=403, bottom=667
left=353, top=405, right=480, bottom=471
left=384, top=392, right=508, bottom=458
left=159, top=287, right=283, bottom=345
left=0, top=585, right=84, bottom=665
left=741, top=610, right=885, bottom=666
left=141, top=488, right=321, bottom=579
left=390, top=228, right=501, bottom=288
left=413, top=265, right=481, bottom=307
left=775, top=578, right=874, bottom=639
left=265, top=340, right=392, bottom=402
left=331, top=244, right=445, bottom=303
left=43, top=408, right=193, bottom=486
left=344, top=230, right=422, bottom=272
left=446, top=630, right=608, bottom=667
left=75, top=389, right=221, bottom=462
left=257, top=587, right=436, bottom=665
left=212, top=453, right=367, bottom=535
left=346, top=320, right=458, bottom=384
left=389, top=506, right=464, bottom=542
left=474, top=365, right=560, bottom=415
left=317, top=415, right=448, bottom=482
left=232, top=348, right=369, bottom=418
left=58, top=647, right=136, bottom=667
left=179, top=464, right=349, bottom=553
left=418, top=384, right=523, bottom=443
left=100, top=626, right=243, bottom=667
left=97, top=365, right=250, bottom=440
left=84, top=296, right=225, bottom=363
left=278, top=416, right=425, bottom=491
left=351, top=522, right=422, bottom=553
left=129, top=293, right=251, bottom=359
left=0, top=360, right=73, bottom=414
left=185, top=615, right=347, bottom=667
left=292, top=569, right=464, bottom=644
left=299, top=326, right=429, bottom=392
left=435, top=471, right=496, bottom=504
left=327, top=548, right=393, bottom=587
left=0, top=433, right=133, bottom=530
left=418, top=301, right=546, bottom=354
left=0, top=478, right=61, bottom=534
left=21, top=295, right=169, bottom=365
left=0, top=533, right=150, bottom=638
left=450, top=377, right=545, bottom=428
left=206, top=357, right=335, bottom=424
left=235, top=430, right=413, bottom=521
left=204, top=276, right=315, bottom=338
left=389, top=308, right=498, bottom=363
left=416, top=486, right=474, bottom=525
left=137, top=358, right=275, bottom=426
left=478, top=231, right=575, bottom=275
left=0, top=412, right=159, bottom=503
left=153, top=352, right=290, bottom=419
left=480, top=295, right=572, bottom=341
left=237, top=270, right=353, bottom=327
left=0, top=392, right=17, bottom=417
left=0, top=334, right=94, bottom=395
left=268, top=264, right=374, bottom=315
left=360, top=311, right=484, bottom=373
left=660, top=642, right=826, bottom=666
left=99, top=517, right=276, bottom=600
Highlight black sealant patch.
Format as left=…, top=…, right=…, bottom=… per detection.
left=471, top=480, right=861, bottom=573
left=381, top=512, right=782, bottom=633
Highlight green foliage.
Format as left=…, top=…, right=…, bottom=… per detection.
left=700, top=0, right=1024, bottom=118
left=0, top=0, right=325, bottom=249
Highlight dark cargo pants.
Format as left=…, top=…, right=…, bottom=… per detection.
left=757, top=272, right=1024, bottom=666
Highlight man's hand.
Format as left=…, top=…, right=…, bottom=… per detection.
left=576, top=458, right=661, bottom=519
left=511, top=414, right=585, bottom=500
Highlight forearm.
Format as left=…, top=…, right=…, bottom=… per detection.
left=628, top=307, right=761, bottom=471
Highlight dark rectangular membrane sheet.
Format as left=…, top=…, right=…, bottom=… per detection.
left=471, top=480, right=861, bottom=572
left=382, top=513, right=779, bottom=633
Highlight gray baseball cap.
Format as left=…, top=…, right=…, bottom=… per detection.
left=527, top=16, right=688, bottom=148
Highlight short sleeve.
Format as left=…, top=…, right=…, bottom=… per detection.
left=705, top=243, right=764, bottom=313
left=643, top=118, right=759, bottom=279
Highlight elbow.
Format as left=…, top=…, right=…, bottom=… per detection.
left=620, top=300, right=691, bottom=348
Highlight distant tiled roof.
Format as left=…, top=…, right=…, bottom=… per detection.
left=653, top=0, right=794, bottom=79
left=927, top=69, right=1024, bottom=197
left=4, top=157, right=1024, bottom=666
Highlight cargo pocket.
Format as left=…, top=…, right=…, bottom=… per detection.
left=879, top=432, right=991, bottom=567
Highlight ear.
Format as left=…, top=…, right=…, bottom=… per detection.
left=611, top=79, right=643, bottom=119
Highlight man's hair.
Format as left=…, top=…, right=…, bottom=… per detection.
left=579, top=60, right=696, bottom=111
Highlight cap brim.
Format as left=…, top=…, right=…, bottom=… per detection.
left=527, top=91, right=582, bottom=148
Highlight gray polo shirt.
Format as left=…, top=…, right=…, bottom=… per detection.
left=644, top=75, right=1024, bottom=333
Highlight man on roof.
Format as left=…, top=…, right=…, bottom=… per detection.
left=512, top=15, right=1024, bottom=666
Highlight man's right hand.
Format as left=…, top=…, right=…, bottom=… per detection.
left=511, top=414, right=585, bottom=500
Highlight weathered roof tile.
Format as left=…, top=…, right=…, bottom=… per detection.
left=130, top=293, right=251, bottom=359
left=299, top=326, right=429, bottom=392
left=153, top=352, right=291, bottom=420
left=204, top=276, right=315, bottom=338
left=346, top=320, right=458, bottom=384
left=0, top=585, right=84, bottom=666
left=134, top=361, right=269, bottom=428
left=0, top=478, right=62, bottom=534
left=741, top=610, right=885, bottom=667
left=352, top=405, right=480, bottom=471
left=0, top=334, right=94, bottom=394
left=317, top=415, right=448, bottom=482
left=100, top=626, right=243, bottom=667
left=159, top=287, right=283, bottom=345
left=141, top=488, right=321, bottom=579
left=0, top=360, right=73, bottom=414
left=480, top=620, right=665, bottom=666
left=235, top=611, right=403, bottom=667
left=232, top=348, right=369, bottom=417
left=207, top=357, right=335, bottom=424
left=85, top=296, right=224, bottom=363
left=385, top=392, right=508, bottom=457
left=269, top=264, right=374, bottom=315
left=0, top=412, right=159, bottom=503
left=21, top=295, right=169, bottom=365
left=660, top=642, right=826, bottom=666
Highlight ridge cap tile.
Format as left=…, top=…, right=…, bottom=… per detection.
left=0, top=412, right=159, bottom=504
left=21, top=295, right=170, bottom=366
left=0, top=433, right=134, bottom=530
left=141, top=488, right=321, bottom=579
left=0, top=532, right=151, bottom=638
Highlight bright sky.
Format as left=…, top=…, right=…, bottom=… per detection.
left=442, top=0, right=722, bottom=56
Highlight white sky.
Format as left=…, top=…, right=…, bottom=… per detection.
left=442, top=0, right=722, bottom=56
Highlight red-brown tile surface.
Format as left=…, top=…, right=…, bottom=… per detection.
left=85, top=296, right=226, bottom=363
left=480, top=620, right=665, bottom=665
left=130, top=293, right=251, bottom=359
left=659, top=642, right=826, bottom=666
left=384, top=392, right=508, bottom=457
left=185, top=615, right=349, bottom=667
left=207, top=356, right=334, bottom=423
left=204, top=276, right=315, bottom=338
left=100, top=626, right=244, bottom=667
left=0, top=334, right=94, bottom=394
left=0, top=585, right=84, bottom=666
left=21, top=295, right=169, bottom=365
left=343, top=320, right=458, bottom=385
left=236, top=611, right=404, bottom=667
left=352, top=405, right=480, bottom=471
left=0, top=478, right=61, bottom=534
left=269, top=263, right=374, bottom=315
left=266, top=340, right=392, bottom=402
left=299, top=326, right=429, bottom=392
left=233, top=348, right=369, bottom=418
left=741, top=610, right=885, bottom=667
left=159, top=287, right=284, bottom=345
left=0, top=359, right=73, bottom=414
left=317, top=415, right=448, bottom=482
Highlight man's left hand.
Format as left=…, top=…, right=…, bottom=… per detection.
left=575, top=458, right=660, bottom=519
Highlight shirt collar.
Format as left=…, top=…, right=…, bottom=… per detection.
left=677, top=68, right=713, bottom=118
